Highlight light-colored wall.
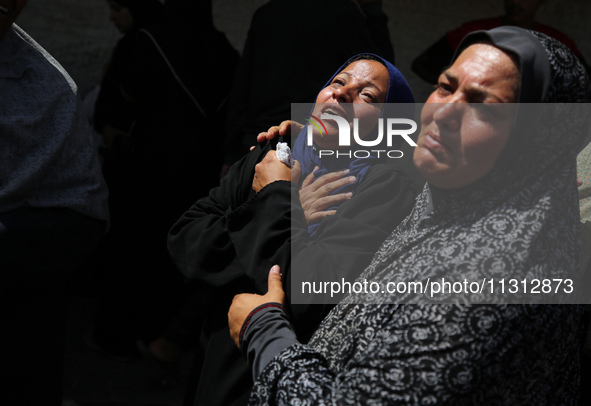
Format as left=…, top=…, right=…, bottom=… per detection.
left=17, top=0, right=591, bottom=100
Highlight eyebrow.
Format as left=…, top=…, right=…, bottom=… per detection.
left=338, top=71, right=384, bottom=94
left=442, top=71, right=506, bottom=103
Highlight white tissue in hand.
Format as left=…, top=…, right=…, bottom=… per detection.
left=276, top=142, right=293, bottom=168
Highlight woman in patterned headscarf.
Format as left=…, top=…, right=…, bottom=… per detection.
left=229, top=26, right=591, bottom=404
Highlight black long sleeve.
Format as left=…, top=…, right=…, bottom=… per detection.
left=168, top=154, right=416, bottom=321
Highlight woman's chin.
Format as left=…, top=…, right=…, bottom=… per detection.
left=313, top=135, right=340, bottom=150
left=414, top=150, right=450, bottom=187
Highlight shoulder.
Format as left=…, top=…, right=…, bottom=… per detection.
left=9, top=25, right=78, bottom=94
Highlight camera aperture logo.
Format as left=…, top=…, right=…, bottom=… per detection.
left=304, top=113, right=418, bottom=159
left=302, top=114, right=328, bottom=138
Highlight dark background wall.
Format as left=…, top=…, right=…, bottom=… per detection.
left=17, top=0, right=591, bottom=101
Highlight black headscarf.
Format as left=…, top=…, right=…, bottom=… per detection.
left=114, top=0, right=166, bottom=30
left=165, top=0, right=213, bottom=31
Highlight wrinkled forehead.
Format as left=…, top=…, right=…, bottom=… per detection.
left=453, top=27, right=551, bottom=103
left=459, top=42, right=520, bottom=70
left=339, top=60, right=390, bottom=89
left=451, top=43, right=521, bottom=101
left=320, top=53, right=414, bottom=104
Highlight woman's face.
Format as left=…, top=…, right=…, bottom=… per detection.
left=108, top=0, right=134, bottom=34
left=413, top=43, right=520, bottom=189
left=311, top=60, right=389, bottom=149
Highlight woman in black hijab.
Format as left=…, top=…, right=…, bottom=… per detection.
left=229, top=26, right=591, bottom=404
left=89, top=0, right=239, bottom=358
left=94, top=0, right=165, bottom=141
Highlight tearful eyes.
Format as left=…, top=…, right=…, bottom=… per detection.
left=329, top=81, right=378, bottom=103
left=362, top=93, right=377, bottom=103
left=331, top=78, right=345, bottom=88
left=435, top=83, right=453, bottom=95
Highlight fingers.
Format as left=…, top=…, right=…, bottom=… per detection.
left=290, top=120, right=305, bottom=134
left=291, top=160, right=302, bottom=185
left=276, top=120, right=302, bottom=137
left=307, top=209, right=337, bottom=224
left=301, top=166, right=319, bottom=189
left=257, top=126, right=279, bottom=143
left=314, top=172, right=355, bottom=195
left=309, top=192, right=353, bottom=212
left=298, top=169, right=356, bottom=225
left=266, top=265, right=284, bottom=304
left=303, top=192, right=351, bottom=225
left=277, top=121, right=291, bottom=137
left=227, top=266, right=285, bottom=349
left=228, top=293, right=249, bottom=348
left=302, top=171, right=356, bottom=197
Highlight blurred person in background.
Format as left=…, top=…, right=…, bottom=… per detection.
left=220, top=0, right=396, bottom=178
left=412, top=0, right=590, bottom=84
left=86, top=0, right=239, bottom=365
left=0, top=1, right=110, bottom=404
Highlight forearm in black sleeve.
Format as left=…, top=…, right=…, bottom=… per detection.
left=228, top=180, right=309, bottom=294
left=167, top=145, right=265, bottom=284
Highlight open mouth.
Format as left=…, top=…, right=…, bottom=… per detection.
left=321, top=105, right=350, bottom=122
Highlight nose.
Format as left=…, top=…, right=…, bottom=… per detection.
left=110, top=11, right=117, bottom=22
left=332, top=85, right=353, bottom=103
left=432, top=103, right=462, bottom=132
